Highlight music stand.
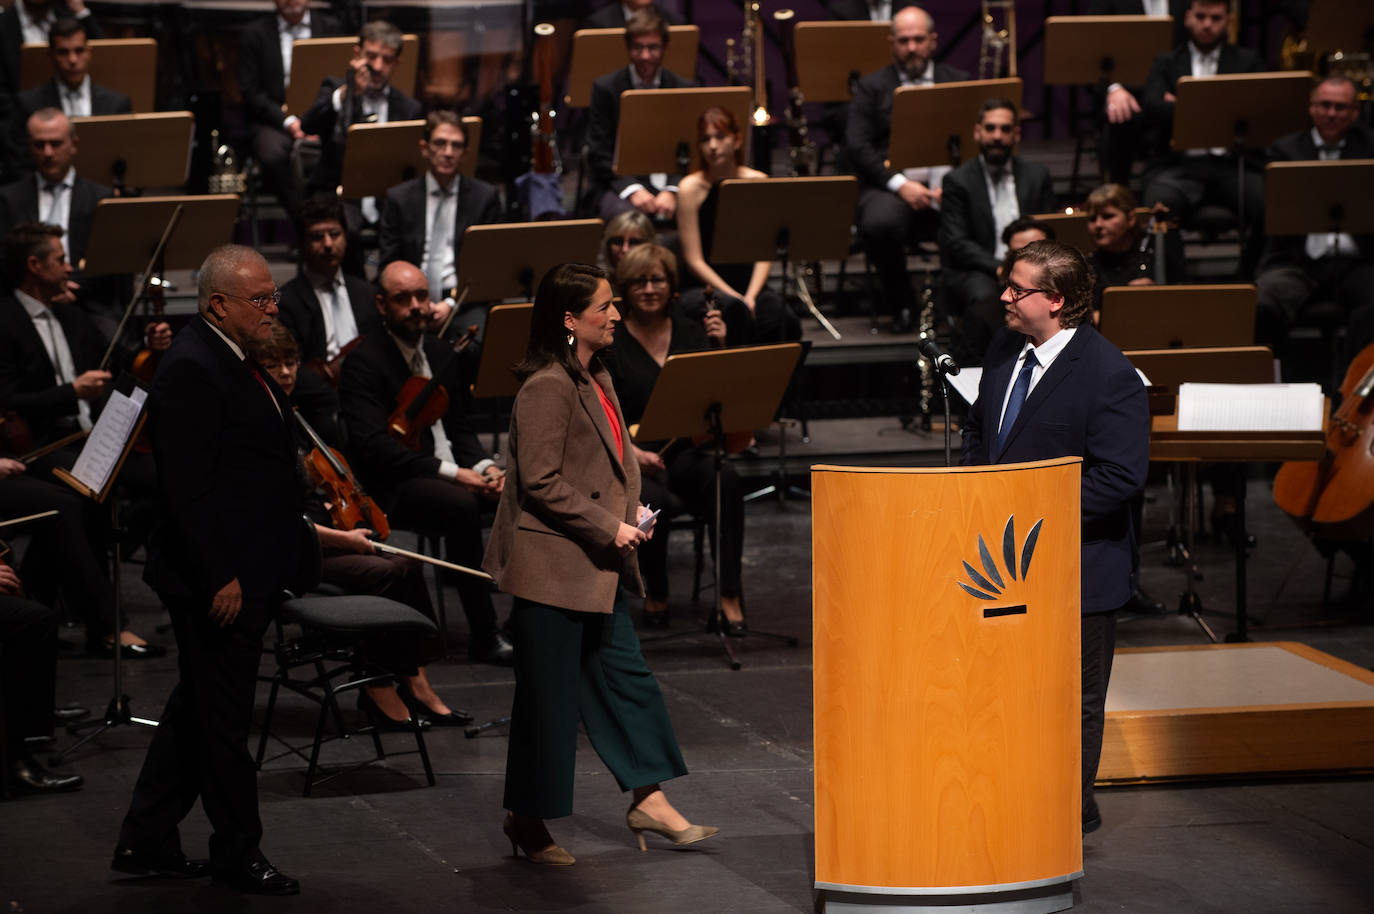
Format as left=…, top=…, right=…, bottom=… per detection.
left=470, top=303, right=533, bottom=401
left=72, top=112, right=193, bottom=192
left=709, top=176, right=858, bottom=340
left=20, top=38, right=158, bottom=111
left=1042, top=16, right=1173, bottom=88
left=888, top=78, right=1022, bottom=169
left=792, top=21, right=891, bottom=103
left=1303, top=0, right=1374, bottom=62
left=456, top=220, right=603, bottom=302
left=634, top=343, right=804, bottom=670
left=564, top=26, right=700, bottom=107
left=1099, top=284, right=1257, bottom=350
left=81, top=195, right=240, bottom=276
left=51, top=375, right=156, bottom=761
left=285, top=34, right=422, bottom=119
left=614, top=87, right=752, bottom=175
left=1171, top=71, right=1313, bottom=239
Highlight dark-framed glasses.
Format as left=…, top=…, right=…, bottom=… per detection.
left=217, top=289, right=281, bottom=311
left=627, top=274, right=669, bottom=288
left=1004, top=282, right=1048, bottom=302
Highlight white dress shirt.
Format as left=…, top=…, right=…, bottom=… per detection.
left=982, top=156, right=1020, bottom=260
left=997, top=328, right=1078, bottom=431
left=17, top=288, right=92, bottom=430
left=303, top=266, right=358, bottom=359
left=36, top=166, right=76, bottom=239
left=868, top=0, right=892, bottom=21
left=422, top=171, right=460, bottom=300
left=59, top=75, right=92, bottom=118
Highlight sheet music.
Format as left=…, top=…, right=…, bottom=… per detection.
left=947, top=367, right=982, bottom=405
left=69, top=387, right=147, bottom=495
left=1177, top=382, right=1324, bottom=432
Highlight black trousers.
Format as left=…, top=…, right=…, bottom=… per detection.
left=503, top=594, right=687, bottom=819
left=1256, top=256, right=1374, bottom=355
left=118, top=596, right=269, bottom=873
left=320, top=548, right=440, bottom=675
left=1081, top=610, right=1117, bottom=825
left=637, top=446, right=745, bottom=602
left=0, top=593, right=59, bottom=750
left=385, top=476, right=498, bottom=645
left=251, top=124, right=304, bottom=226
left=856, top=186, right=940, bottom=317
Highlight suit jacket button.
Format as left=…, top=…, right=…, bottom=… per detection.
left=590, top=491, right=600, bottom=499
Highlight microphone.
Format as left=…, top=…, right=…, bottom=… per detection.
left=918, top=335, right=960, bottom=375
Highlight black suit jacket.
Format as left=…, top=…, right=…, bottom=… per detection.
left=301, top=79, right=424, bottom=196
left=581, top=3, right=683, bottom=28
left=1258, top=123, right=1374, bottom=271
left=961, top=324, right=1149, bottom=613
left=1142, top=43, right=1265, bottom=167
left=586, top=66, right=696, bottom=197
left=238, top=12, right=343, bottom=130
left=0, top=294, right=106, bottom=444
left=0, top=173, right=112, bottom=286
left=338, top=329, right=489, bottom=501
left=377, top=173, right=502, bottom=273
left=1, top=4, right=103, bottom=95
left=277, top=269, right=379, bottom=363
left=18, top=78, right=132, bottom=117
left=939, top=156, right=1057, bottom=276
left=143, top=315, right=303, bottom=610
left=845, top=62, right=972, bottom=189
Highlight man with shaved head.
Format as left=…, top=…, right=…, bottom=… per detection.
left=338, top=260, right=512, bottom=666
left=113, top=245, right=303, bottom=895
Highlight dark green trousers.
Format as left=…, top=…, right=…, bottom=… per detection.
left=503, top=592, right=688, bottom=819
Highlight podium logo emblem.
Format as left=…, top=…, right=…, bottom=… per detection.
left=957, top=515, right=1042, bottom=618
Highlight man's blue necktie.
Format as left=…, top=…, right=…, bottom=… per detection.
left=997, top=350, right=1038, bottom=454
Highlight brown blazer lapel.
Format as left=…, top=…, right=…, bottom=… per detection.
left=579, top=367, right=628, bottom=481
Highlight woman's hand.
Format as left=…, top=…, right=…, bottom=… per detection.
left=633, top=444, right=665, bottom=472
left=741, top=292, right=757, bottom=314
left=702, top=305, right=727, bottom=345
left=636, top=504, right=658, bottom=539
left=614, top=521, right=648, bottom=555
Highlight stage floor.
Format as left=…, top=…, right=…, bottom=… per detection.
left=3, top=471, right=1373, bottom=913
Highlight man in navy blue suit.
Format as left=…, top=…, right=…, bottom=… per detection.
left=961, top=240, right=1149, bottom=835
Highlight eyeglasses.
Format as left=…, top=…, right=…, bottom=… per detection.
left=607, top=236, right=645, bottom=248
left=1004, top=282, right=1048, bottom=302
left=217, top=289, right=281, bottom=311
left=626, top=275, right=669, bottom=288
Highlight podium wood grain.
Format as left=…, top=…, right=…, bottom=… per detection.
left=812, top=459, right=1083, bottom=891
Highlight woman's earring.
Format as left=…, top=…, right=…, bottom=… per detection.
left=567, top=332, right=576, bottom=347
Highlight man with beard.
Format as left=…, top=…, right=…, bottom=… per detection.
left=845, top=5, right=969, bottom=333
left=338, top=261, right=513, bottom=665
left=939, top=98, right=1055, bottom=362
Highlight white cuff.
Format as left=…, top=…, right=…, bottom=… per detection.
left=282, top=114, right=299, bottom=130
left=472, top=458, right=496, bottom=476
left=886, top=173, right=909, bottom=193
left=331, top=85, right=345, bottom=112
left=438, top=461, right=459, bottom=480
left=1107, top=82, right=1126, bottom=96
left=619, top=183, right=646, bottom=199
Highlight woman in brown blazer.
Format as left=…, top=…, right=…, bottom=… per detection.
left=483, top=263, right=718, bottom=866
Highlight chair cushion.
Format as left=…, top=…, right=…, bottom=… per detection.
left=279, top=596, right=438, bottom=636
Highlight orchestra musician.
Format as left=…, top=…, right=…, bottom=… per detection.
left=483, top=261, right=717, bottom=866
left=337, top=260, right=513, bottom=666
left=251, top=321, right=473, bottom=728
left=114, top=245, right=302, bottom=895
left=961, top=240, right=1149, bottom=836
left=676, top=105, right=800, bottom=345
left=582, top=0, right=682, bottom=29
left=585, top=7, right=696, bottom=223
left=599, top=209, right=656, bottom=273
left=15, top=17, right=130, bottom=125
left=846, top=5, right=969, bottom=334
left=1084, top=183, right=1186, bottom=322
left=606, top=243, right=749, bottom=634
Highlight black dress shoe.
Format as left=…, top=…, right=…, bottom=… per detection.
left=1083, top=813, right=1103, bottom=835
left=213, top=855, right=299, bottom=896
left=111, top=846, right=211, bottom=879
left=54, top=702, right=90, bottom=722
left=400, top=689, right=474, bottom=726
left=9, top=756, right=83, bottom=794
left=358, top=691, right=431, bottom=732
left=724, top=619, right=749, bottom=638
left=468, top=631, right=514, bottom=666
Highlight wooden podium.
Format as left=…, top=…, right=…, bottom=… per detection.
left=813, top=459, right=1083, bottom=913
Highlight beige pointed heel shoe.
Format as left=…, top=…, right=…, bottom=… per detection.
left=503, top=813, right=576, bottom=866
left=625, top=805, right=719, bottom=851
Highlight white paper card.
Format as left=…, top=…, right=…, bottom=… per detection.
left=1177, top=382, right=1324, bottom=432
left=69, top=388, right=145, bottom=495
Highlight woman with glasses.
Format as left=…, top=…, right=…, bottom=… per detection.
left=484, top=262, right=717, bottom=866
left=605, top=244, right=750, bottom=635
left=599, top=210, right=656, bottom=273
left=676, top=106, right=800, bottom=344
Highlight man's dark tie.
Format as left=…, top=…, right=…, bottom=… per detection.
left=997, top=350, right=1038, bottom=455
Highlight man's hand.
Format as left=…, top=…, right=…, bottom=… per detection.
left=287, top=120, right=307, bottom=141
left=53, top=279, right=80, bottom=306
left=633, top=444, right=665, bottom=472
left=0, top=458, right=26, bottom=479
left=145, top=321, right=173, bottom=352
left=653, top=190, right=677, bottom=218
left=1106, top=86, right=1141, bottom=124
left=350, top=51, right=373, bottom=93
left=209, top=578, right=243, bottom=627
left=428, top=298, right=454, bottom=330
left=454, top=467, right=500, bottom=497
left=897, top=180, right=936, bottom=211
left=1163, top=91, right=1176, bottom=104
left=73, top=370, right=112, bottom=400
left=628, top=189, right=657, bottom=214
left=64, top=0, right=88, bottom=14
left=0, top=565, right=22, bottom=596
left=337, top=528, right=377, bottom=554
left=481, top=465, right=506, bottom=494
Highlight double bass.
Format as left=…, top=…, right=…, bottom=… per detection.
left=1272, top=342, right=1374, bottom=540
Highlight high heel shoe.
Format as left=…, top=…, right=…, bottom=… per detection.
left=358, top=690, right=430, bottom=732
left=398, top=687, right=474, bottom=726
left=626, top=805, right=719, bottom=851
left=502, top=813, right=575, bottom=866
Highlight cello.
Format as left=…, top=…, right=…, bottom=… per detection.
left=1272, top=342, right=1374, bottom=540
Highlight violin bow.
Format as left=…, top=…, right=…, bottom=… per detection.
left=101, top=203, right=185, bottom=371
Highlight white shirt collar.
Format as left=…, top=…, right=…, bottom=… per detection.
left=1021, top=325, right=1076, bottom=368
left=628, top=65, right=661, bottom=91
left=16, top=288, right=52, bottom=320
left=16, top=2, right=50, bottom=43
left=204, top=316, right=246, bottom=360
left=1189, top=42, right=1222, bottom=65
left=61, top=74, right=91, bottom=99
left=1310, top=126, right=1346, bottom=152
left=898, top=59, right=935, bottom=87
left=388, top=329, right=421, bottom=366
left=36, top=165, right=76, bottom=192
left=425, top=170, right=458, bottom=197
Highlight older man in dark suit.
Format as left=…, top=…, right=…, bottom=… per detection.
left=338, top=260, right=512, bottom=666
left=939, top=98, right=1056, bottom=361
left=846, top=5, right=968, bottom=332
left=113, top=245, right=303, bottom=895
left=961, top=239, right=1149, bottom=837
left=1255, top=75, right=1374, bottom=358
left=585, top=7, right=696, bottom=222
left=378, top=111, right=501, bottom=301
left=239, top=0, right=342, bottom=221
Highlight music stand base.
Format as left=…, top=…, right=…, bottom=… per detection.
left=55, top=694, right=158, bottom=762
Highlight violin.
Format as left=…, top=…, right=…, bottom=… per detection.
left=131, top=274, right=168, bottom=383
left=305, top=337, right=365, bottom=388
left=386, top=323, right=479, bottom=451
left=1272, top=342, right=1374, bottom=540
left=295, top=409, right=391, bottom=540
